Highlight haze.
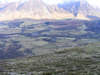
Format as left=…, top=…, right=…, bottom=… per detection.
left=0, top=0, right=100, bottom=8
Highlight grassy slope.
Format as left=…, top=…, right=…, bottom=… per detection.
left=0, top=43, right=100, bottom=75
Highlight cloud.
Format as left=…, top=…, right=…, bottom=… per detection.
left=43, top=0, right=100, bottom=7
left=0, top=0, right=27, bottom=3
left=87, top=0, right=100, bottom=8
left=0, top=0, right=100, bottom=8
left=42, top=0, right=65, bottom=5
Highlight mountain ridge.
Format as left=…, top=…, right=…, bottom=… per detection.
left=0, top=0, right=100, bottom=21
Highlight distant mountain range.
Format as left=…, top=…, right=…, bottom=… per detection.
left=0, top=0, right=100, bottom=21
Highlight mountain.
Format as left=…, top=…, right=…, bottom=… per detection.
left=0, top=1, right=100, bottom=74
left=0, top=0, right=100, bottom=21
left=0, top=0, right=73, bottom=21
left=58, top=0, right=100, bottom=19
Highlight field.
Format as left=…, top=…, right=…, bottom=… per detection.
left=0, top=19, right=100, bottom=75
left=0, top=19, right=100, bottom=59
left=0, top=43, right=100, bottom=75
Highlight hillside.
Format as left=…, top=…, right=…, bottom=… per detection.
left=0, top=19, right=100, bottom=59
left=0, top=43, right=100, bottom=75
left=0, top=0, right=73, bottom=21
left=0, top=1, right=100, bottom=75
left=0, top=0, right=100, bottom=21
left=58, top=0, right=100, bottom=19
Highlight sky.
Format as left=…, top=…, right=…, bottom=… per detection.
left=0, top=0, right=100, bottom=8
left=87, top=0, right=100, bottom=8
left=43, top=0, right=100, bottom=8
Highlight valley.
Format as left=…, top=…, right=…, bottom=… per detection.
left=0, top=0, right=100, bottom=75
left=0, top=19, right=100, bottom=59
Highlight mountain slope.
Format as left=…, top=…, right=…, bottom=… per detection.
left=0, top=19, right=100, bottom=59
left=59, top=0, right=100, bottom=19
left=0, top=0, right=74, bottom=21
left=0, top=0, right=100, bottom=21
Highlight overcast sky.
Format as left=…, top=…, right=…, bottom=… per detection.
left=0, top=0, right=100, bottom=8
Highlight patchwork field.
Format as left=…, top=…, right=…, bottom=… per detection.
left=0, top=19, right=100, bottom=59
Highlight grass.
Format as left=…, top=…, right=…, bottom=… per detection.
left=0, top=44, right=100, bottom=75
